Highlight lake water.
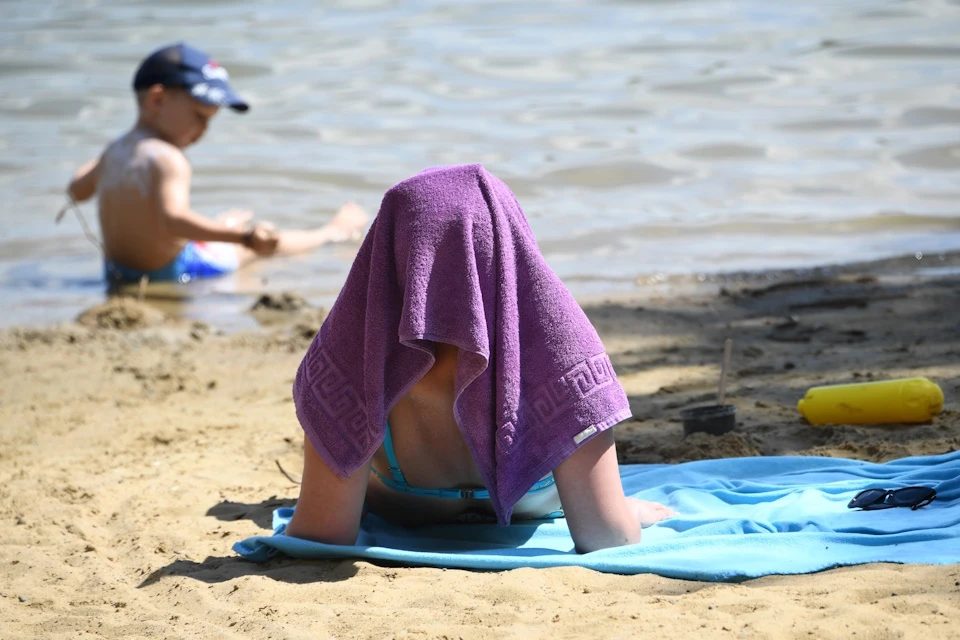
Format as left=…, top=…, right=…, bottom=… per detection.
left=2, top=0, right=959, bottom=329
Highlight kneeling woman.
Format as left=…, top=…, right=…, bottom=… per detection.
left=286, top=165, right=673, bottom=553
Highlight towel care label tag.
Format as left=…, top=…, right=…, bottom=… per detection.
left=573, top=425, right=597, bottom=445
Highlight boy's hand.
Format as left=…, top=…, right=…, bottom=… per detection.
left=245, top=222, right=280, bottom=256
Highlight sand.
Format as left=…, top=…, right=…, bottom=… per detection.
left=1, top=253, right=959, bottom=639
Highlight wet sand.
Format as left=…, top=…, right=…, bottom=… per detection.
left=1, top=252, right=959, bottom=639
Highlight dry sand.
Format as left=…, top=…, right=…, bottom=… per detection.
left=1, top=253, right=959, bottom=639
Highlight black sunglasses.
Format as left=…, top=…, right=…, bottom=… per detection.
left=848, top=486, right=937, bottom=511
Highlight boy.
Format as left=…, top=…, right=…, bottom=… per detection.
left=66, top=43, right=367, bottom=284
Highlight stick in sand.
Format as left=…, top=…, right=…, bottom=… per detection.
left=718, top=338, right=733, bottom=406
left=275, top=459, right=302, bottom=485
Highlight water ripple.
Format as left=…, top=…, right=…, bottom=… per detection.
left=3, top=0, right=960, bottom=326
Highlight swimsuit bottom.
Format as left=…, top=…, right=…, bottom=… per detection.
left=104, top=241, right=239, bottom=284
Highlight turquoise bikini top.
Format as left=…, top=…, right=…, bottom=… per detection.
left=370, top=422, right=557, bottom=500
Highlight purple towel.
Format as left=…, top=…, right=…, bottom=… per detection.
left=293, top=165, right=631, bottom=525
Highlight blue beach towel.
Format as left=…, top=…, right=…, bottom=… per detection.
left=233, top=450, right=960, bottom=581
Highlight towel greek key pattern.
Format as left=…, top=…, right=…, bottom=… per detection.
left=305, top=349, right=372, bottom=450
left=530, top=353, right=617, bottom=423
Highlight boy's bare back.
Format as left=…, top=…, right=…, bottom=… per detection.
left=97, top=129, right=195, bottom=271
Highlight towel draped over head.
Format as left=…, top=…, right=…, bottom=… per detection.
left=293, top=164, right=631, bottom=525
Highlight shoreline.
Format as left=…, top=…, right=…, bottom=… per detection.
left=577, top=248, right=960, bottom=307
left=6, top=248, right=960, bottom=335
left=1, top=250, right=959, bottom=638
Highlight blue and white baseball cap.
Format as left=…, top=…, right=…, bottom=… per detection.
left=133, top=43, right=249, bottom=112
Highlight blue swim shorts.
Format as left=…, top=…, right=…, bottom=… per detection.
left=104, top=241, right=240, bottom=284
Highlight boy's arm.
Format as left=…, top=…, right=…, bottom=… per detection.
left=154, top=151, right=254, bottom=245
left=68, top=156, right=102, bottom=202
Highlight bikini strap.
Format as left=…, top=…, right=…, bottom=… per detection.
left=383, top=422, right=408, bottom=486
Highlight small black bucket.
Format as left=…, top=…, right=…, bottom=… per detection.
left=680, top=404, right=737, bottom=437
